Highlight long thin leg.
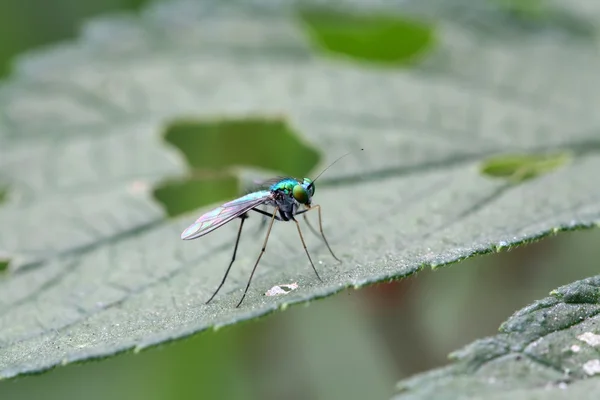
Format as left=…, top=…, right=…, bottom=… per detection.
left=302, top=213, right=321, bottom=240
left=236, top=207, right=279, bottom=308
left=293, top=218, right=323, bottom=282
left=206, top=214, right=248, bottom=304
left=251, top=207, right=284, bottom=220
left=303, top=205, right=341, bottom=263
left=254, top=206, right=269, bottom=235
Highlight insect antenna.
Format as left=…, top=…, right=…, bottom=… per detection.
left=308, top=148, right=364, bottom=191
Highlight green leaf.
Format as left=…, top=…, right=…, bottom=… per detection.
left=393, top=275, right=600, bottom=399
left=1, top=0, right=600, bottom=379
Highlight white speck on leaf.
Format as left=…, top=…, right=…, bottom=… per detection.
left=265, top=282, right=298, bottom=296
left=582, top=359, right=600, bottom=376
left=129, top=180, right=150, bottom=194
left=570, top=344, right=581, bottom=353
left=577, top=332, right=600, bottom=347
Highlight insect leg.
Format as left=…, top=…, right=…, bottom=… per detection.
left=205, top=214, right=248, bottom=305
left=293, top=218, right=323, bottom=282
left=302, top=211, right=321, bottom=240
left=253, top=206, right=269, bottom=235
left=236, top=207, right=279, bottom=308
left=299, top=205, right=341, bottom=263
left=251, top=207, right=284, bottom=220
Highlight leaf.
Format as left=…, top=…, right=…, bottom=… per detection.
left=393, top=275, right=600, bottom=399
left=1, top=0, right=600, bottom=379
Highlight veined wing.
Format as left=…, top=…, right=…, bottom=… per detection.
left=181, top=191, right=272, bottom=240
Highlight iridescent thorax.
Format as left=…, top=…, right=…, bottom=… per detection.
left=269, top=177, right=314, bottom=202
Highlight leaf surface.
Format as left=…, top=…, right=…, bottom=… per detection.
left=393, top=275, right=600, bottom=400
left=1, top=0, right=600, bottom=379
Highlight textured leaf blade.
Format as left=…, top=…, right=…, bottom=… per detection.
left=0, top=0, right=600, bottom=379
left=393, top=276, right=600, bottom=400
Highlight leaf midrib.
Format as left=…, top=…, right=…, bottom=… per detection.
left=9, top=133, right=600, bottom=273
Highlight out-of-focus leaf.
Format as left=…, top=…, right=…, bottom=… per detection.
left=393, top=275, right=600, bottom=399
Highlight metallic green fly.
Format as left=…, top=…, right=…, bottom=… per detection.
left=181, top=151, right=358, bottom=307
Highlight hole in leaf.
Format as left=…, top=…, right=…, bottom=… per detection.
left=298, top=8, right=436, bottom=65
left=468, top=0, right=596, bottom=39
left=0, top=185, right=7, bottom=204
left=164, top=117, right=319, bottom=176
left=495, top=0, right=548, bottom=19
left=0, top=258, right=9, bottom=274
left=154, top=175, right=239, bottom=218
left=157, top=117, right=320, bottom=217
left=480, top=153, right=570, bottom=183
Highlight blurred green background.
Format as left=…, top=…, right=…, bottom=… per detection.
left=1, top=1, right=600, bottom=399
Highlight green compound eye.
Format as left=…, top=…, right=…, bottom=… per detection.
left=292, top=184, right=309, bottom=204
left=303, top=178, right=315, bottom=196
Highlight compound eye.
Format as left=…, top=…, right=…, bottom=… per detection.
left=292, top=184, right=309, bottom=204
left=304, top=178, right=315, bottom=196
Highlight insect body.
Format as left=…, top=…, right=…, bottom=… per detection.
left=181, top=176, right=340, bottom=308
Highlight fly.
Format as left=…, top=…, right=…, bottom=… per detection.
left=181, top=150, right=360, bottom=307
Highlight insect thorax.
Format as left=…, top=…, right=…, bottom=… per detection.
left=264, top=186, right=299, bottom=220
left=269, top=178, right=298, bottom=193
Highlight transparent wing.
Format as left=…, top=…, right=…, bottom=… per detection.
left=180, top=191, right=271, bottom=240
